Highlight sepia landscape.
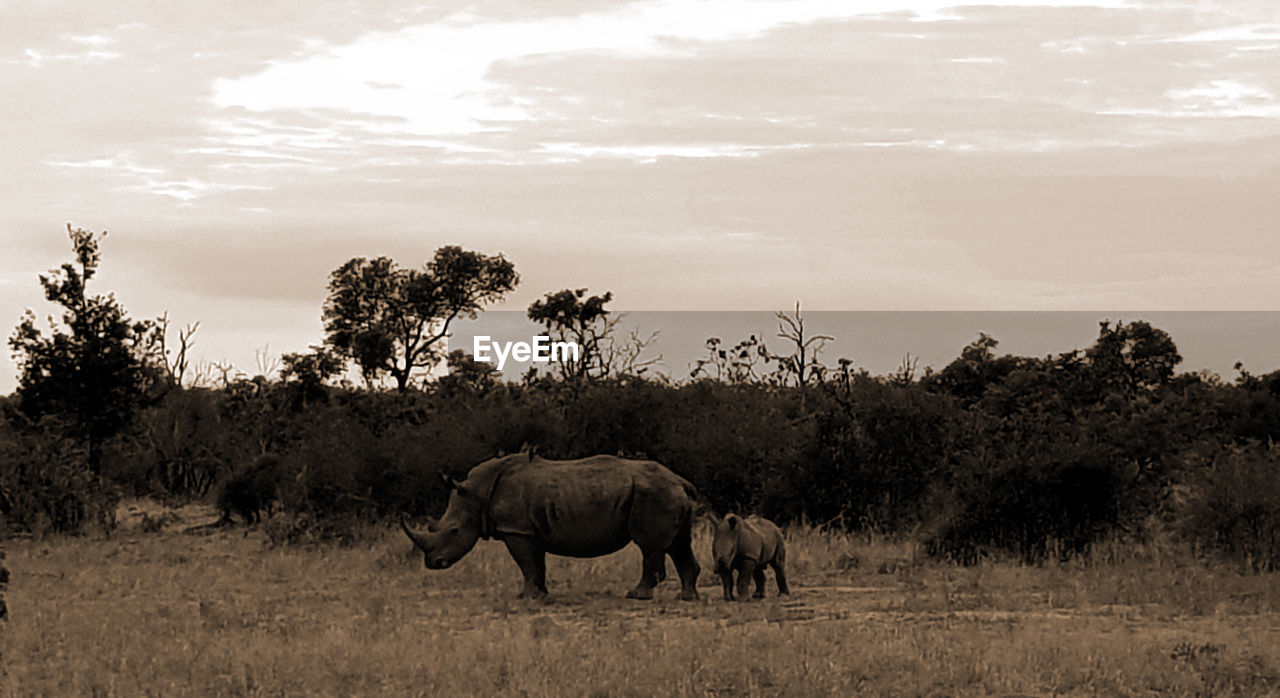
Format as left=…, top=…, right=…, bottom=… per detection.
left=2, top=230, right=1279, bottom=695
left=4, top=0, right=1280, bottom=695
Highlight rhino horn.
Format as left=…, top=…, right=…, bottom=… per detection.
left=401, top=515, right=431, bottom=550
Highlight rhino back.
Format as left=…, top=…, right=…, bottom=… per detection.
left=746, top=516, right=783, bottom=563
left=487, top=456, right=692, bottom=556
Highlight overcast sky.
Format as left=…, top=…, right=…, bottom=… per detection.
left=2, top=0, right=1278, bottom=393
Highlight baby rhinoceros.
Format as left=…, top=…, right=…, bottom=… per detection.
left=712, top=513, right=790, bottom=601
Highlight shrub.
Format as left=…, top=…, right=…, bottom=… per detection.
left=0, top=413, right=120, bottom=534
left=216, top=454, right=283, bottom=524
left=1180, top=441, right=1280, bottom=571
left=927, top=433, right=1127, bottom=564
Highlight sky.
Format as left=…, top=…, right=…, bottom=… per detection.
left=2, top=0, right=1278, bottom=393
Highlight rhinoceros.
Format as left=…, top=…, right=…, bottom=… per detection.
left=401, top=453, right=701, bottom=600
left=712, top=513, right=790, bottom=601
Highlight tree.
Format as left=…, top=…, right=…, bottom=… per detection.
left=691, top=335, right=771, bottom=384
left=767, top=303, right=833, bottom=387
left=280, top=346, right=344, bottom=407
left=434, top=350, right=501, bottom=398
left=153, top=311, right=199, bottom=388
left=921, top=333, right=1028, bottom=407
left=8, top=225, right=163, bottom=475
left=322, top=246, right=518, bottom=391
left=527, top=288, right=660, bottom=382
left=1085, top=320, right=1181, bottom=394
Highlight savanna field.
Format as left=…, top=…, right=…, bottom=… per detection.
left=3, top=502, right=1279, bottom=697
left=6, top=234, right=1280, bottom=695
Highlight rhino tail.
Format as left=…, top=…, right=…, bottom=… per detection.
left=674, top=475, right=715, bottom=525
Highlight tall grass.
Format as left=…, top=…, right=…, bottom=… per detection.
left=2, top=523, right=1279, bottom=696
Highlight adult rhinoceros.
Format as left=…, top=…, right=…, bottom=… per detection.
left=401, top=453, right=701, bottom=600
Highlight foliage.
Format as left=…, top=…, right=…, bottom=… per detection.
left=1085, top=319, right=1182, bottom=394
left=280, top=346, right=344, bottom=408
left=131, top=387, right=225, bottom=499
left=691, top=335, right=772, bottom=384
left=1180, top=441, right=1280, bottom=571
left=0, top=406, right=119, bottom=534
left=5, top=235, right=1280, bottom=569
left=8, top=225, right=165, bottom=474
left=526, top=288, right=660, bottom=381
left=322, top=247, right=517, bottom=390
left=433, top=350, right=500, bottom=399
left=216, top=454, right=284, bottom=524
left=813, top=371, right=962, bottom=530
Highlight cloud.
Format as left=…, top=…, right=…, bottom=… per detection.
left=1158, top=23, right=1280, bottom=44
left=1103, top=79, right=1280, bottom=118
left=209, top=0, right=1132, bottom=140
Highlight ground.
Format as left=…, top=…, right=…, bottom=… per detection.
left=1, top=501, right=1278, bottom=696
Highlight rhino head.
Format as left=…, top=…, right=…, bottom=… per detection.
left=712, top=513, right=742, bottom=575
left=401, top=474, right=484, bottom=570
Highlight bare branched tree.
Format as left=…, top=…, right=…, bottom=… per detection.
left=211, top=361, right=237, bottom=389
left=605, top=328, right=663, bottom=379
left=154, top=312, right=200, bottom=388
left=254, top=345, right=280, bottom=379
left=891, top=353, right=920, bottom=386
left=768, top=302, right=833, bottom=387
left=187, top=361, right=215, bottom=388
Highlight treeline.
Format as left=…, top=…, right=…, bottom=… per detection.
left=3, top=228, right=1280, bottom=570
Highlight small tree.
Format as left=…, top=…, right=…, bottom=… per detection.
left=1086, top=320, right=1181, bottom=394
left=434, top=350, right=501, bottom=398
left=768, top=303, right=833, bottom=387
left=528, top=289, right=613, bottom=381
left=527, top=288, right=660, bottom=382
left=322, top=246, right=518, bottom=391
left=280, top=346, right=344, bottom=407
left=691, top=335, right=771, bottom=384
left=153, top=312, right=199, bottom=388
left=8, top=225, right=163, bottom=475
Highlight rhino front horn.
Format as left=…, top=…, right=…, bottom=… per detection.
left=401, top=515, right=430, bottom=550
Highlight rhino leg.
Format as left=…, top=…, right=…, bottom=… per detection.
left=752, top=565, right=767, bottom=599
left=771, top=558, right=790, bottom=596
left=666, top=529, right=700, bottom=601
left=625, top=484, right=698, bottom=600
left=625, top=548, right=666, bottom=600
left=502, top=536, right=548, bottom=599
left=735, top=560, right=757, bottom=601
left=719, top=570, right=735, bottom=601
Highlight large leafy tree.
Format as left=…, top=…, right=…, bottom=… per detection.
left=322, top=246, right=518, bottom=391
left=1085, top=319, right=1181, bottom=394
left=8, top=225, right=164, bottom=475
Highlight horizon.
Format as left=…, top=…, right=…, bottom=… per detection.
left=5, top=304, right=1276, bottom=396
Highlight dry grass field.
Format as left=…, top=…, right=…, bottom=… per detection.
left=2, top=501, right=1279, bottom=697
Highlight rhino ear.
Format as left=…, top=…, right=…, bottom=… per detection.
left=727, top=514, right=739, bottom=530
